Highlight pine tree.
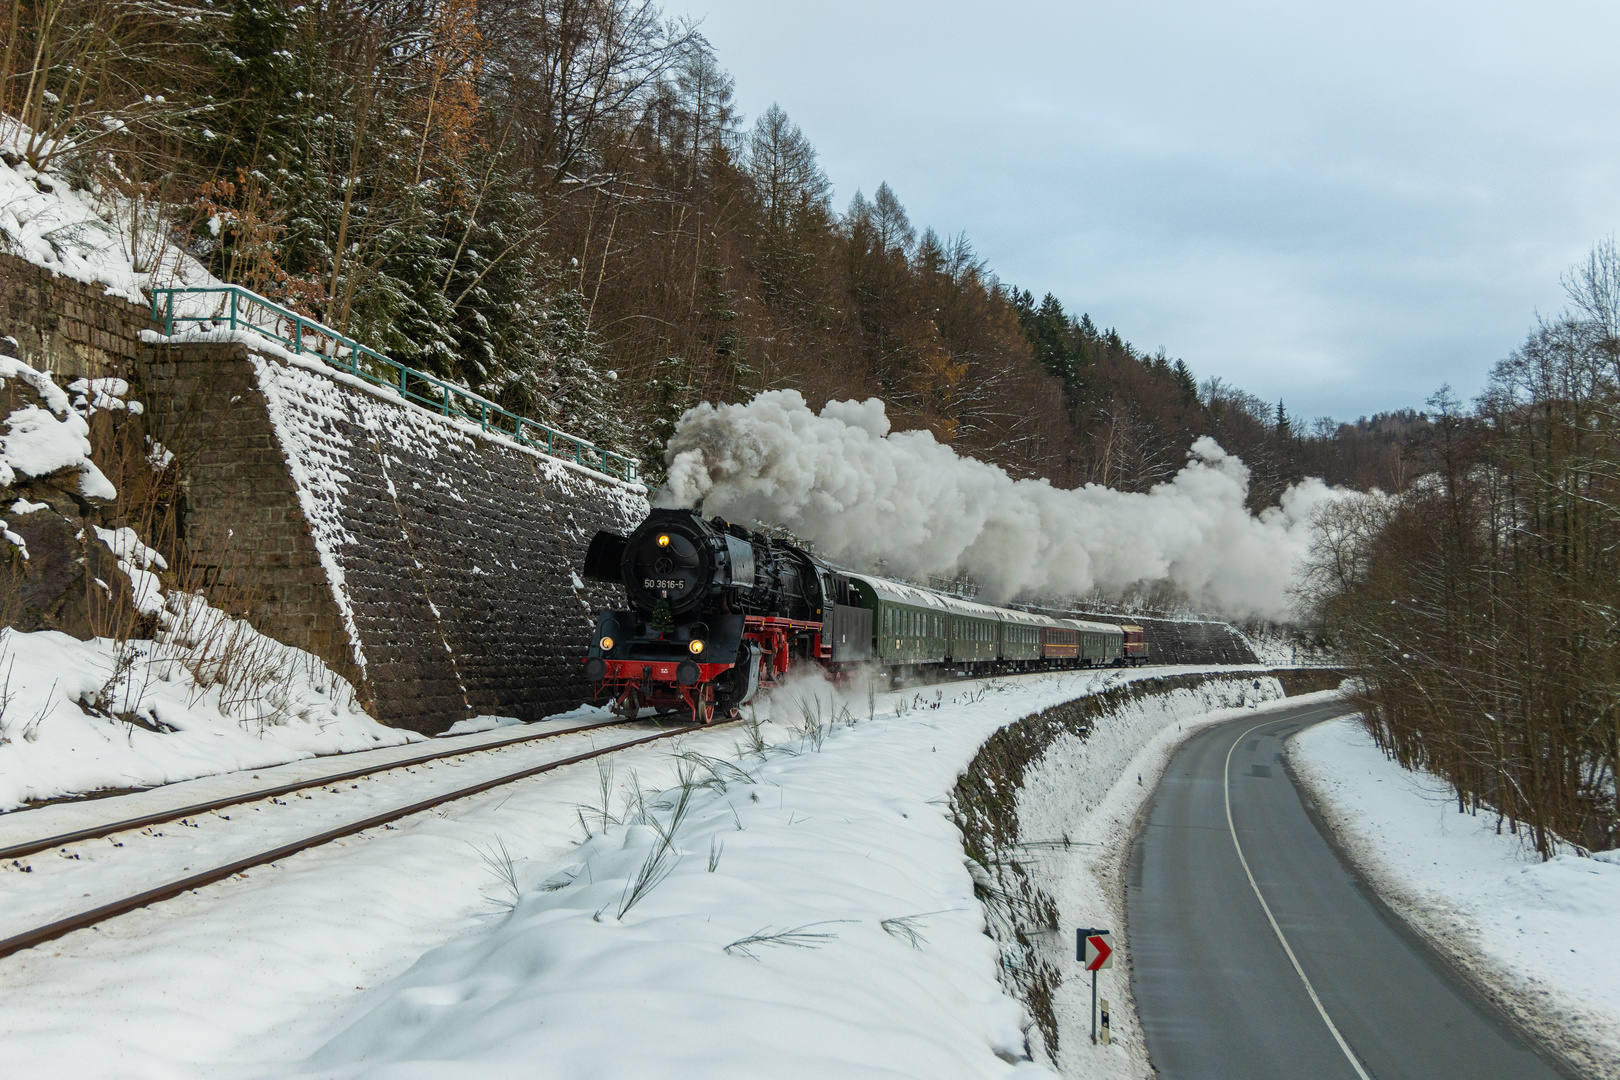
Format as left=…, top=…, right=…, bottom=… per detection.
left=640, top=354, right=694, bottom=482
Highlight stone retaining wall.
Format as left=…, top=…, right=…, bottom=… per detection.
left=0, top=251, right=150, bottom=378
left=140, top=338, right=646, bottom=733
left=1128, top=614, right=1260, bottom=665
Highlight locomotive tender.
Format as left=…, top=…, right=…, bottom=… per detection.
left=581, top=508, right=1148, bottom=723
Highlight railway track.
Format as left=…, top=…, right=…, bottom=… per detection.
left=0, top=715, right=642, bottom=862
left=0, top=719, right=707, bottom=962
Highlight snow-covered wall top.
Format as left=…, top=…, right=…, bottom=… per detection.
left=142, top=337, right=648, bottom=732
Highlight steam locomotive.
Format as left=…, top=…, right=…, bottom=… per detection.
left=580, top=508, right=1147, bottom=723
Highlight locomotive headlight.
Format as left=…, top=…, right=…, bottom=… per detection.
left=599, top=635, right=615, bottom=651
left=657, top=533, right=671, bottom=547
left=688, top=639, right=705, bottom=655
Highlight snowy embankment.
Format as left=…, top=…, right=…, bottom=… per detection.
left=0, top=665, right=1281, bottom=1080
left=0, top=119, right=220, bottom=304
left=1290, top=719, right=1620, bottom=1078
left=0, top=616, right=417, bottom=811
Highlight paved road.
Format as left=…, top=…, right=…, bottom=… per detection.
left=1127, top=701, right=1570, bottom=1080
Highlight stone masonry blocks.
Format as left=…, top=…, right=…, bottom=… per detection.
left=139, top=338, right=646, bottom=734
left=0, top=252, right=151, bottom=379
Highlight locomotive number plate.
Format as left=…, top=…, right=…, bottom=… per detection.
left=644, top=578, right=686, bottom=590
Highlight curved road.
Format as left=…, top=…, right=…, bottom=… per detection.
left=1127, top=701, right=1572, bottom=1080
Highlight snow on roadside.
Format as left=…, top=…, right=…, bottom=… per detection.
left=1289, top=718, right=1620, bottom=1078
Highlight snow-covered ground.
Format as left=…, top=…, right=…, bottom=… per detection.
left=0, top=613, right=417, bottom=812
left=0, top=665, right=1284, bottom=1080
left=1290, top=718, right=1620, bottom=1077
left=0, top=119, right=219, bottom=305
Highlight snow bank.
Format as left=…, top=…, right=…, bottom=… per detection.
left=0, top=666, right=1284, bottom=1080
left=297, top=673, right=1075, bottom=1080
left=0, top=118, right=219, bottom=305
left=291, top=669, right=1294, bottom=1080
left=0, top=593, right=416, bottom=810
left=659, top=390, right=1364, bottom=619
left=1290, top=719, right=1620, bottom=1077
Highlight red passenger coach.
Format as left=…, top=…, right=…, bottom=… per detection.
left=1121, top=624, right=1148, bottom=665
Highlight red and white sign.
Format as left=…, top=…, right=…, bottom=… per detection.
left=1083, top=931, right=1113, bottom=971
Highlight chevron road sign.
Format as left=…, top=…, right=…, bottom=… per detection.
left=1077, top=927, right=1115, bottom=1045
left=1078, top=928, right=1114, bottom=971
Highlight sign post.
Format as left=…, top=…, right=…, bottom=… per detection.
left=1076, top=928, right=1114, bottom=1045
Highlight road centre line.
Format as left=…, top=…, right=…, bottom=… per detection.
left=1222, top=709, right=1373, bottom=1080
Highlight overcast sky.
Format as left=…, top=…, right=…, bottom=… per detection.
left=679, top=0, right=1620, bottom=423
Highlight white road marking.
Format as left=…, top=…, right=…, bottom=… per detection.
left=1224, top=712, right=1373, bottom=1080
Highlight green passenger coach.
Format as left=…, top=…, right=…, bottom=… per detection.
left=840, top=573, right=1136, bottom=678
left=998, top=608, right=1047, bottom=665
left=943, top=597, right=1001, bottom=665
left=848, top=576, right=949, bottom=665
left=1068, top=618, right=1125, bottom=666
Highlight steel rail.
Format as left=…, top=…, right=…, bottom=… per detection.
left=0, top=722, right=704, bottom=961
left=0, top=717, right=643, bottom=863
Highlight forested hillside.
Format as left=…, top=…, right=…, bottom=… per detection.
left=1, top=0, right=1422, bottom=496
left=1304, top=241, right=1620, bottom=856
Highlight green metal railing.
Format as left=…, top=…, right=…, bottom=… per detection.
left=149, top=285, right=640, bottom=484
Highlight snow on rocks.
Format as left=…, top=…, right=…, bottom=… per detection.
left=1290, top=719, right=1620, bottom=1077
left=93, top=524, right=166, bottom=616
left=0, top=354, right=117, bottom=498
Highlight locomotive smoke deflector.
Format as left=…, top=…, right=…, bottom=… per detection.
left=582, top=530, right=627, bottom=583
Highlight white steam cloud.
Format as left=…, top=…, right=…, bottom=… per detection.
left=658, top=390, right=1350, bottom=621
